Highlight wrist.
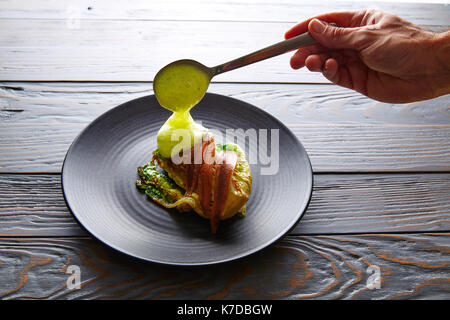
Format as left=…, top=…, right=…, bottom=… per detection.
left=432, top=31, right=450, bottom=70
left=430, top=30, right=450, bottom=97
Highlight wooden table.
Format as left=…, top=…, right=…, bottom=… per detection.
left=0, top=0, right=449, bottom=300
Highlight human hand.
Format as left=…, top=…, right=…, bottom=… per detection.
left=285, top=9, right=450, bottom=103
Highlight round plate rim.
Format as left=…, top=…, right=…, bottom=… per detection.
left=61, top=93, right=313, bottom=266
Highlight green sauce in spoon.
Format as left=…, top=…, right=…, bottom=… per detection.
left=153, top=29, right=319, bottom=158
left=153, top=60, right=211, bottom=159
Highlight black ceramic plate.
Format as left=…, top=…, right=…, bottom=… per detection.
left=62, top=93, right=313, bottom=265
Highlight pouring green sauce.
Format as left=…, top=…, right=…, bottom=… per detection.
left=153, top=60, right=211, bottom=158
left=153, top=32, right=321, bottom=158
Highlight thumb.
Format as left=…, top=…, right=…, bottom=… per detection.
left=308, top=19, right=364, bottom=50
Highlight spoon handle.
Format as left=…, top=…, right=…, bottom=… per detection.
left=213, top=32, right=316, bottom=75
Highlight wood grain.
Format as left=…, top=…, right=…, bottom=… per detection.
left=1, top=82, right=449, bottom=173
left=0, top=0, right=449, bottom=301
left=0, top=3, right=447, bottom=82
left=2, top=82, right=449, bottom=125
left=1, top=174, right=449, bottom=237
left=0, top=18, right=324, bottom=82
left=2, top=122, right=449, bottom=173
left=1, top=0, right=448, bottom=25
left=0, top=233, right=448, bottom=299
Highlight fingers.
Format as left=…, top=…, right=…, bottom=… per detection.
left=286, top=10, right=374, bottom=94
left=285, top=19, right=311, bottom=40
left=308, top=19, right=365, bottom=50
left=289, top=44, right=326, bottom=69
left=285, top=10, right=368, bottom=39
left=305, top=55, right=369, bottom=95
left=321, top=50, right=368, bottom=94
left=295, top=53, right=354, bottom=90
left=305, top=54, right=327, bottom=71
left=322, top=58, right=339, bottom=82
left=321, top=59, right=353, bottom=90
left=290, top=47, right=345, bottom=70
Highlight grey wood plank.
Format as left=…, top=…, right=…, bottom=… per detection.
left=0, top=175, right=81, bottom=237
left=2, top=122, right=449, bottom=173
left=0, top=233, right=448, bottom=299
left=1, top=174, right=449, bottom=237
left=0, top=19, right=319, bottom=82
left=0, top=15, right=447, bottom=82
left=0, top=0, right=448, bottom=26
left=1, top=82, right=449, bottom=173
left=2, top=82, right=449, bottom=125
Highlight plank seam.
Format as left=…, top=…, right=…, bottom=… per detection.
left=0, top=230, right=449, bottom=240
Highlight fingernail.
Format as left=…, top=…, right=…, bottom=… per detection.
left=310, top=19, right=325, bottom=33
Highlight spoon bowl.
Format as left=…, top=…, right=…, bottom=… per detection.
left=153, top=31, right=318, bottom=112
left=155, top=59, right=214, bottom=79
left=153, top=59, right=212, bottom=112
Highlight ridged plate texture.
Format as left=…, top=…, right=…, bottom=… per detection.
left=62, top=93, right=313, bottom=265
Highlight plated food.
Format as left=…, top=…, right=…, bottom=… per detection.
left=62, top=92, right=312, bottom=264
left=136, top=61, right=252, bottom=233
